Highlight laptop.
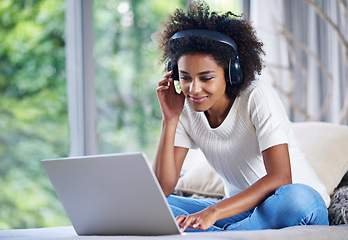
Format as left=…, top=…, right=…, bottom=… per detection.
left=42, top=152, right=181, bottom=236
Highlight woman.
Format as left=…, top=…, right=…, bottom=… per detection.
left=153, top=1, right=329, bottom=232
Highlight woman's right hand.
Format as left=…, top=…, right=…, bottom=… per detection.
left=156, top=71, right=185, bottom=122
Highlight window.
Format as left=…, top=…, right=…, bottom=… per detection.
left=0, top=0, right=70, bottom=228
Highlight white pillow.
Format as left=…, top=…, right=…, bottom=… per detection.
left=292, top=122, right=348, bottom=195
left=176, top=158, right=225, bottom=197
left=175, top=122, right=348, bottom=197
left=175, top=149, right=224, bottom=197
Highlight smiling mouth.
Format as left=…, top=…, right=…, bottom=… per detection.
left=189, top=96, right=208, bottom=103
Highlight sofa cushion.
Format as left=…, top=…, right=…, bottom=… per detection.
left=293, top=122, right=348, bottom=195
left=175, top=122, right=348, bottom=197
left=175, top=158, right=225, bottom=198
left=2, top=225, right=348, bottom=240
left=175, top=149, right=225, bottom=198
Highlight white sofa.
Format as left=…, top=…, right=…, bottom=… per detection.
left=1, top=122, right=348, bottom=240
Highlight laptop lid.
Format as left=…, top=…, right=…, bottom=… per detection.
left=42, top=152, right=181, bottom=236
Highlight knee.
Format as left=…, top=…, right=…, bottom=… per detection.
left=276, top=184, right=325, bottom=210
left=274, top=184, right=328, bottom=225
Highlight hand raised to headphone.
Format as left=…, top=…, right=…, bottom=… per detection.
left=156, top=71, right=185, bottom=122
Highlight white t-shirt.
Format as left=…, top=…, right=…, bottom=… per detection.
left=174, top=79, right=330, bottom=207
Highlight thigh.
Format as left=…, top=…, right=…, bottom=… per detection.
left=167, top=195, right=218, bottom=216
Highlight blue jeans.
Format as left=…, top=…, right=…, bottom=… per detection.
left=167, top=184, right=329, bottom=232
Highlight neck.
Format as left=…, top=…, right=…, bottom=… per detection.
left=204, top=97, right=234, bottom=128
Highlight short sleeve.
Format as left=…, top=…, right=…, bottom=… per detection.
left=249, top=81, right=289, bottom=152
left=174, top=119, right=198, bottom=149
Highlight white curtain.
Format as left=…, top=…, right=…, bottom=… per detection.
left=244, top=0, right=348, bottom=124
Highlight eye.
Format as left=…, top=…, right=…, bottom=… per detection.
left=200, top=76, right=213, bottom=81
left=180, top=75, right=191, bottom=81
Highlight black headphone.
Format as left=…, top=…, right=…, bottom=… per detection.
left=166, top=29, right=243, bottom=85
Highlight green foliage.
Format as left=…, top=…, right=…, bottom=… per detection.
left=93, top=0, right=191, bottom=160
left=0, top=0, right=70, bottom=229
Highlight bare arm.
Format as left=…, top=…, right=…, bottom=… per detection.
left=153, top=120, right=188, bottom=196
left=153, top=71, right=187, bottom=197
left=177, top=143, right=292, bottom=231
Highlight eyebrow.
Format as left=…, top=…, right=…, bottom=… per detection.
left=179, top=70, right=215, bottom=75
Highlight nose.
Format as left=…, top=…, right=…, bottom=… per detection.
left=189, top=79, right=201, bottom=95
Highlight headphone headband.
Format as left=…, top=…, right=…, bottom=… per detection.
left=170, top=29, right=239, bottom=54
left=168, top=29, right=243, bottom=85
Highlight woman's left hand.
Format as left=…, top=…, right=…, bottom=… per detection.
left=176, top=208, right=218, bottom=232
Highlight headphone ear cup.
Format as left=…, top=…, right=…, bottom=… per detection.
left=167, top=58, right=179, bottom=80
left=229, top=56, right=243, bottom=85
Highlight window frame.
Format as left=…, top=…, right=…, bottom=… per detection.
left=65, top=0, right=97, bottom=156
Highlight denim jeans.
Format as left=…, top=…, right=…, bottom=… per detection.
left=167, top=184, right=329, bottom=232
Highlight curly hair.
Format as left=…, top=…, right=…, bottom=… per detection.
left=157, top=1, right=265, bottom=97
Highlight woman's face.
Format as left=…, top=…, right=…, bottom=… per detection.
left=177, top=54, right=230, bottom=113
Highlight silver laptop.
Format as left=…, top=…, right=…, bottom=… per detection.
left=42, top=152, right=181, bottom=236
